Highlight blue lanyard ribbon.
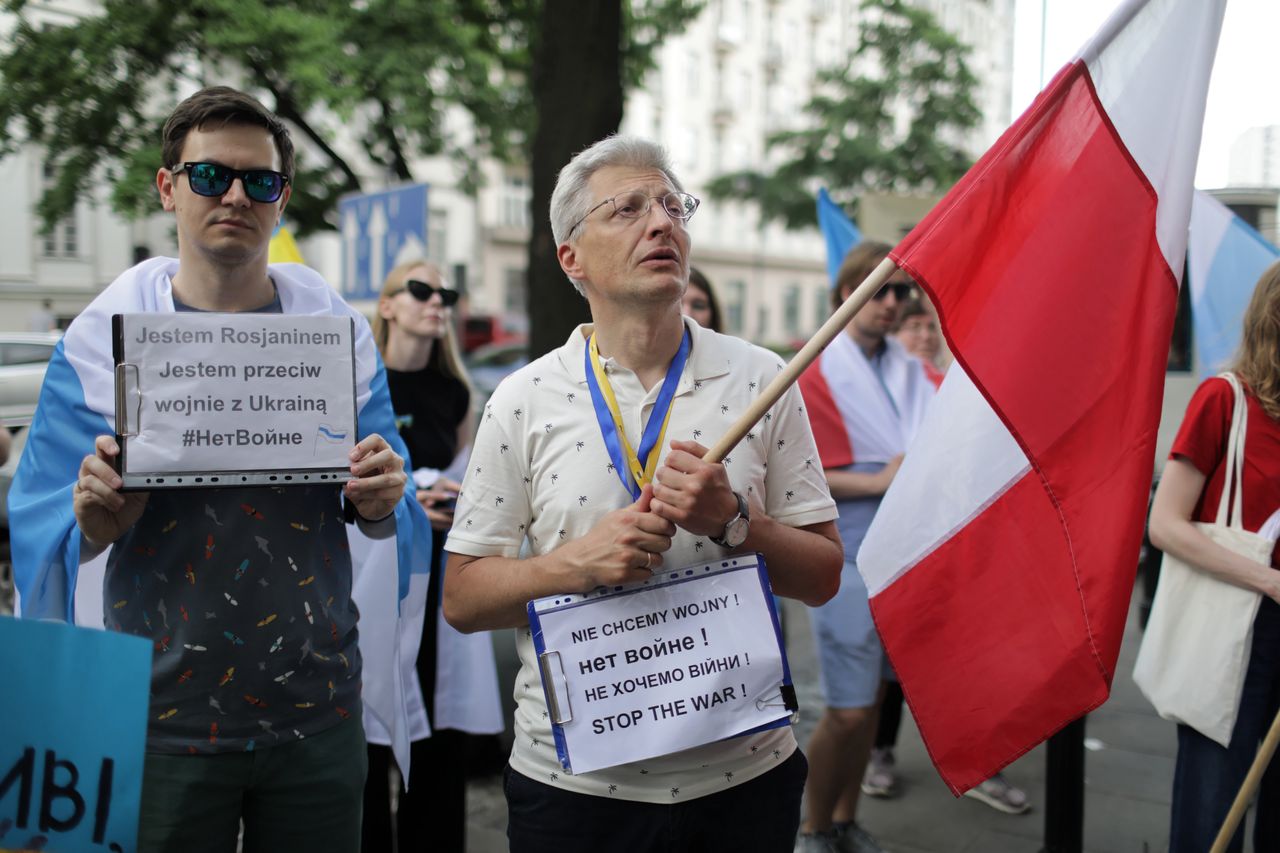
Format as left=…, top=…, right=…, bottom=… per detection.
left=583, top=328, right=691, bottom=500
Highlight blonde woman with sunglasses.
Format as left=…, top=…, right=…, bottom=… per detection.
left=362, top=260, right=502, bottom=853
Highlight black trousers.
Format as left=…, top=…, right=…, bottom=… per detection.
left=504, top=750, right=808, bottom=853
left=361, top=534, right=469, bottom=853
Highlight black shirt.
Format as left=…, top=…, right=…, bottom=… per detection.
left=386, top=366, right=469, bottom=470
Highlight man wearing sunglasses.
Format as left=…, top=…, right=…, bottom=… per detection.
left=9, top=87, right=428, bottom=853
left=793, top=241, right=936, bottom=853
left=443, top=136, right=842, bottom=852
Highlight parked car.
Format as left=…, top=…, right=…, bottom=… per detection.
left=466, top=340, right=529, bottom=401
left=0, top=332, right=60, bottom=427
left=462, top=313, right=527, bottom=353
left=0, top=332, right=59, bottom=613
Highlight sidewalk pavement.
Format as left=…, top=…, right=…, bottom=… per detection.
left=464, top=596, right=1178, bottom=853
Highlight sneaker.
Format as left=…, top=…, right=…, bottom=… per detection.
left=794, top=831, right=840, bottom=853
left=860, top=747, right=897, bottom=797
left=962, top=773, right=1032, bottom=815
left=834, top=821, right=890, bottom=853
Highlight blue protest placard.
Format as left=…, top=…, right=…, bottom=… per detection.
left=0, top=617, right=150, bottom=853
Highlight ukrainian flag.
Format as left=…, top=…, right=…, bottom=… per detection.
left=269, top=221, right=305, bottom=264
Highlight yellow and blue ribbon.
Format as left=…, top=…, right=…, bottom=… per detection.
left=584, top=328, right=690, bottom=501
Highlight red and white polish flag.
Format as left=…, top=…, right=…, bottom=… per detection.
left=856, top=0, right=1226, bottom=794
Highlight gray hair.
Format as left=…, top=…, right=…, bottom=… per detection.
left=550, top=135, right=685, bottom=295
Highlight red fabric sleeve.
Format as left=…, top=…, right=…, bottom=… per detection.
left=1169, top=377, right=1230, bottom=478
left=1168, top=377, right=1280, bottom=569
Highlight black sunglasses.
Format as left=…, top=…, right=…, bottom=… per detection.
left=172, top=162, right=290, bottom=204
left=872, top=282, right=914, bottom=303
left=404, top=279, right=460, bottom=307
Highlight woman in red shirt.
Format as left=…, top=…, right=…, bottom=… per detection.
left=1150, top=260, right=1280, bottom=853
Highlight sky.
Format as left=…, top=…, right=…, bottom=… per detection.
left=1011, top=0, right=1280, bottom=189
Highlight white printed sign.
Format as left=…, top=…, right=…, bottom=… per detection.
left=529, top=555, right=792, bottom=775
left=114, top=313, right=357, bottom=486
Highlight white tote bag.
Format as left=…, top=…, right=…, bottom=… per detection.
left=1133, top=373, right=1273, bottom=747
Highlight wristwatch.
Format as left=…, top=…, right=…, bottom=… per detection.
left=710, top=491, right=750, bottom=548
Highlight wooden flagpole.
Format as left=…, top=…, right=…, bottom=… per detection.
left=703, top=257, right=900, bottom=464
left=1210, top=705, right=1280, bottom=852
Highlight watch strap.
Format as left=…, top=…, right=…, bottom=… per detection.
left=710, top=491, right=749, bottom=547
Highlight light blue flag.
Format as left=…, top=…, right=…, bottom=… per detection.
left=1188, top=191, right=1280, bottom=379
left=817, top=188, right=862, bottom=287
left=0, top=616, right=151, bottom=852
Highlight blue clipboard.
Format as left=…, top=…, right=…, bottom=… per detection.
left=528, top=553, right=798, bottom=775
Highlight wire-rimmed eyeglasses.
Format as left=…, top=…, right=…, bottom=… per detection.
left=569, top=190, right=700, bottom=236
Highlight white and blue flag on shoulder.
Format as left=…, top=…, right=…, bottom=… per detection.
left=8, top=257, right=433, bottom=782
left=1188, top=191, right=1280, bottom=378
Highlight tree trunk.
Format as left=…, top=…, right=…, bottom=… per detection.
left=526, top=0, right=625, bottom=358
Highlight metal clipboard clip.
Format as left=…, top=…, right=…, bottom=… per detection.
left=538, top=650, right=574, bottom=725
left=114, top=362, right=142, bottom=437
left=755, top=684, right=799, bottom=713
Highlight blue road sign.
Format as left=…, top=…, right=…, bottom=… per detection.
left=338, top=183, right=430, bottom=299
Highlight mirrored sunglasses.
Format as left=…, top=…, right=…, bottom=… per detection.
left=404, top=279, right=460, bottom=307
left=172, top=161, right=289, bottom=204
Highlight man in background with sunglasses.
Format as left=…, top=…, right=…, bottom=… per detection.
left=792, top=241, right=936, bottom=852
left=444, top=135, right=842, bottom=852
left=9, top=87, right=428, bottom=853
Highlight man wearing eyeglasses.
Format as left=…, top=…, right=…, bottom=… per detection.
left=9, top=87, right=424, bottom=853
left=443, top=136, right=843, bottom=852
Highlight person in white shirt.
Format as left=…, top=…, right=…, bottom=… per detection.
left=443, top=135, right=842, bottom=853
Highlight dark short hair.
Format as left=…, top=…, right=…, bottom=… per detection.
left=161, top=86, right=295, bottom=181
left=832, top=240, right=892, bottom=312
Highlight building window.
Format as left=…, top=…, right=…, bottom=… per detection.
left=814, top=286, right=830, bottom=329
left=40, top=163, right=78, bottom=259
left=726, top=280, right=746, bottom=335
left=784, top=285, right=802, bottom=337
left=427, top=208, right=448, bottom=267
left=501, top=175, right=531, bottom=230
left=755, top=304, right=770, bottom=340
left=504, top=267, right=527, bottom=314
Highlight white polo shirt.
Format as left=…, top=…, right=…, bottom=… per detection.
left=446, top=317, right=837, bottom=803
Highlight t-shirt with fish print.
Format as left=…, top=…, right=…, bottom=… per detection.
left=105, top=486, right=361, bottom=752
left=101, top=289, right=361, bottom=753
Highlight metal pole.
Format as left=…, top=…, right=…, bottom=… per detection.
left=1039, top=0, right=1049, bottom=88
left=1041, top=715, right=1086, bottom=853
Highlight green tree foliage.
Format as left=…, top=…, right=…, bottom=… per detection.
left=0, top=0, right=526, bottom=235
left=0, top=0, right=699, bottom=237
left=706, top=0, right=980, bottom=229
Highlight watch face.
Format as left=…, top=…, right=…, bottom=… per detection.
left=723, top=516, right=749, bottom=548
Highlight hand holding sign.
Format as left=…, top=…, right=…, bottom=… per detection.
left=74, top=435, right=150, bottom=549
left=343, top=433, right=409, bottom=521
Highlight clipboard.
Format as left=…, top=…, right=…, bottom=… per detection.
left=112, top=312, right=359, bottom=490
left=528, top=553, right=798, bottom=776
